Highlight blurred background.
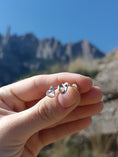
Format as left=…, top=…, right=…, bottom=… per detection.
left=0, top=0, right=118, bottom=156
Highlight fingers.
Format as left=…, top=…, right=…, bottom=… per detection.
left=36, top=117, right=92, bottom=151
left=0, top=73, right=92, bottom=102
left=24, top=117, right=92, bottom=156
left=80, top=86, right=103, bottom=106
left=25, top=117, right=92, bottom=156
left=23, top=86, right=103, bottom=110
left=53, top=87, right=103, bottom=127
left=8, top=87, right=81, bottom=139
left=56, top=102, right=103, bottom=125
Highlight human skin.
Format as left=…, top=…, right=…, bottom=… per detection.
left=0, top=73, right=103, bottom=157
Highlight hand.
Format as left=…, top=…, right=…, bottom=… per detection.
left=0, top=73, right=103, bottom=157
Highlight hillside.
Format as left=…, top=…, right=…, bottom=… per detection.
left=0, top=31, right=105, bottom=86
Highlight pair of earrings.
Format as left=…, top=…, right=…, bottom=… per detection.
left=46, top=82, right=78, bottom=98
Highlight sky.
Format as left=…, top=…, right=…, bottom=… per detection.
left=0, top=0, right=118, bottom=53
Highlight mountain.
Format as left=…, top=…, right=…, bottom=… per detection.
left=0, top=31, right=105, bottom=86
left=36, top=38, right=105, bottom=61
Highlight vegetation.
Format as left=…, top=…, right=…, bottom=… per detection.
left=22, top=58, right=99, bottom=79
left=37, top=132, right=118, bottom=157
left=67, top=58, right=99, bottom=78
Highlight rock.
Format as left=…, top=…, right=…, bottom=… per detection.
left=69, top=54, right=118, bottom=157
left=79, top=52, right=118, bottom=136
left=95, top=60, right=118, bottom=102
left=0, top=32, right=105, bottom=86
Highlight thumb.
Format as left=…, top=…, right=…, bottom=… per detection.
left=12, top=86, right=80, bottom=138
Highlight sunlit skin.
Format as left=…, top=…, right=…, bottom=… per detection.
left=0, top=73, right=103, bottom=157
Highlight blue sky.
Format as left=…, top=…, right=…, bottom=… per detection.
left=0, top=0, right=118, bottom=53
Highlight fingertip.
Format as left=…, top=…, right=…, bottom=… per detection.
left=94, top=86, right=103, bottom=98
left=86, top=76, right=93, bottom=90
left=97, top=102, right=104, bottom=113
left=92, top=86, right=103, bottom=101
left=81, top=86, right=103, bottom=106
left=86, top=116, right=92, bottom=125
left=78, top=76, right=93, bottom=93
left=57, top=86, right=80, bottom=108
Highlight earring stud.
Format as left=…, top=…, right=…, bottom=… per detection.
left=58, top=82, right=68, bottom=94
left=46, top=82, right=78, bottom=98
left=46, top=85, right=55, bottom=98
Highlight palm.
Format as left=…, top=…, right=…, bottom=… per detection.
left=0, top=96, right=40, bottom=156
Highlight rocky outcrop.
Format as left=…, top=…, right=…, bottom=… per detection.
left=0, top=32, right=105, bottom=86
left=96, top=61, right=118, bottom=102
left=70, top=54, right=118, bottom=157
left=77, top=51, right=118, bottom=136
left=36, top=39, right=105, bottom=61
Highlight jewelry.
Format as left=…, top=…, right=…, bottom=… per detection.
left=58, top=82, right=68, bottom=94
left=46, top=85, right=55, bottom=98
left=46, top=82, right=78, bottom=98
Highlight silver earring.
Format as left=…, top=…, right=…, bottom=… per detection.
left=46, top=85, right=55, bottom=98
left=72, top=83, right=78, bottom=88
left=58, top=82, right=68, bottom=94
left=46, top=82, right=78, bottom=98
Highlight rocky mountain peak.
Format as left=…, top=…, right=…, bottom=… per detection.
left=0, top=32, right=105, bottom=86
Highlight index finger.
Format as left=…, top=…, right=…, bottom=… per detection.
left=1, top=72, right=92, bottom=102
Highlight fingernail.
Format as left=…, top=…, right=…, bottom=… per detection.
left=58, top=87, right=80, bottom=108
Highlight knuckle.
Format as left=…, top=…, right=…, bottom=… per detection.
left=37, top=98, right=59, bottom=124
left=37, top=101, right=51, bottom=123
